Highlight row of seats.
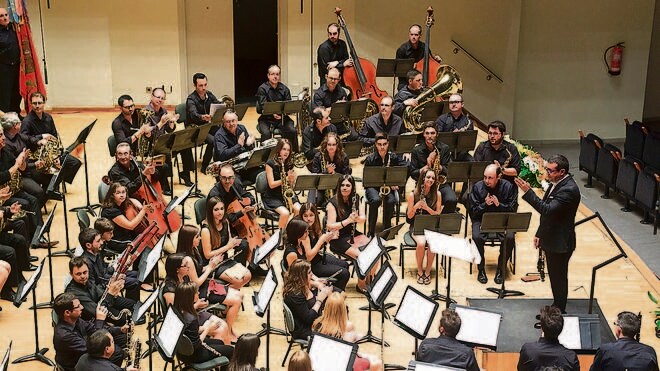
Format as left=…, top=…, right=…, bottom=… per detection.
left=579, top=120, right=659, bottom=234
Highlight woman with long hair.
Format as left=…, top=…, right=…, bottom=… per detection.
left=287, top=350, right=312, bottom=371
left=308, top=132, right=351, bottom=206
left=406, top=168, right=443, bottom=285
left=264, top=138, right=301, bottom=230
left=288, top=205, right=350, bottom=290
left=174, top=281, right=234, bottom=363
left=282, top=259, right=332, bottom=340
left=313, top=292, right=383, bottom=371
left=201, top=197, right=251, bottom=289
left=326, top=175, right=371, bottom=292
left=227, top=333, right=260, bottom=371
left=163, top=253, right=239, bottom=343
left=100, top=182, right=147, bottom=246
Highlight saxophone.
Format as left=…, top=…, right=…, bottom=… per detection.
left=320, top=152, right=334, bottom=199
left=432, top=147, right=447, bottom=185
left=501, top=147, right=513, bottom=170
left=379, top=153, right=391, bottom=197
left=296, top=88, right=311, bottom=136
left=280, top=157, right=295, bottom=212
left=126, top=337, right=141, bottom=369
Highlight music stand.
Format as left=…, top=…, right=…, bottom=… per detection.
left=154, top=306, right=185, bottom=364
left=308, top=332, right=358, bottom=371
left=436, top=130, right=477, bottom=162
left=481, top=212, right=532, bottom=298
left=171, top=126, right=205, bottom=198
left=0, top=341, right=11, bottom=371
left=69, top=119, right=100, bottom=216
left=416, top=214, right=464, bottom=305
left=344, top=141, right=364, bottom=159
left=49, top=151, right=81, bottom=256
left=393, top=285, right=439, bottom=357
left=151, top=130, right=177, bottom=194
left=165, top=183, right=195, bottom=225
left=133, top=288, right=160, bottom=369
left=419, top=102, right=445, bottom=124
left=408, top=361, right=465, bottom=370
left=243, top=145, right=274, bottom=170
left=355, top=236, right=385, bottom=279
left=252, top=230, right=280, bottom=267
left=445, top=161, right=489, bottom=237
left=138, top=234, right=165, bottom=282
left=450, top=304, right=502, bottom=351
left=557, top=314, right=603, bottom=354
left=253, top=266, right=281, bottom=370
left=390, top=134, right=418, bottom=154
left=378, top=223, right=405, bottom=259
left=31, top=205, right=57, bottom=309
left=12, top=259, right=54, bottom=366
left=262, top=100, right=304, bottom=139
left=376, top=58, right=415, bottom=95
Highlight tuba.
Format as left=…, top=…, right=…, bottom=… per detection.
left=403, top=65, right=463, bottom=133
left=296, top=88, right=312, bottom=136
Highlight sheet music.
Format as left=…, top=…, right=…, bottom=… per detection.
left=424, top=230, right=481, bottom=265
left=413, top=363, right=464, bottom=371
left=309, top=335, right=354, bottom=371
left=157, top=308, right=184, bottom=358
left=255, top=269, right=277, bottom=314
left=20, top=261, right=44, bottom=299
left=558, top=316, right=581, bottom=349
left=134, top=289, right=159, bottom=322
left=454, top=306, right=501, bottom=347
left=253, top=230, right=280, bottom=265
left=369, top=266, right=393, bottom=304
left=356, top=237, right=382, bottom=275
left=140, top=235, right=165, bottom=282
left=209, top=103, right=226, bottom=117
left=396, top=288, right=436, bottom=337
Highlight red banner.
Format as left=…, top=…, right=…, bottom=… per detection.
left=11, top=0, right=46, bottom=113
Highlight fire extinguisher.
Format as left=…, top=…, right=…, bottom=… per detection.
left=604, top=42, right=624, bottom=76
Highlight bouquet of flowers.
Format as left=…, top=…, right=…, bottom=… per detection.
left=505, top=136, right=549, bottom=190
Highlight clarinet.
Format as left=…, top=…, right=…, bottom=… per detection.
left=349, top=193, right=357, bottom=244
left=537, top=249, right=545, bottom=282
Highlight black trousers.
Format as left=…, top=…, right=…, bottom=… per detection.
left=21, top=177, right=47, bottom=206
left=0, top=226, right=29, bottom=271
left=365, top=187, right=397, bottom=236
left=0, top=63, right=21, bottom=113
left=471, top=220, right=515, bottom=270
left=257, top=117, right=299, bottom=152
left=7, top=191, right=43, bottom=235
left=0, top=243, right=19, bottom=288
left=545, top=249, right=573, bottom=313
left=439, top=183, right=458, bottom=214
left=311, top=254, right=350, bottom=291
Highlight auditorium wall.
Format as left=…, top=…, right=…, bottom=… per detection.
left=25, top=0, right=654, bottom=142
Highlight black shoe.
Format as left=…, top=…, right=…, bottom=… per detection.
left=47, top=190, right=63, bottom=201
left=24, top=264, right=38, bottom=271
left=0, top=290, right=16, bottom=302
left=163, top=190, right=172, bottom=196
left=494, top=270, right=503, bottom=284
left=179, top=173, right=194, bottom=187
left=477, top=269, right=488, bottom=284
left=30, top=256, right=38, bottom=262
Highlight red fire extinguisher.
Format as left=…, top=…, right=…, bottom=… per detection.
left=604, top=42, right=624, bottom=76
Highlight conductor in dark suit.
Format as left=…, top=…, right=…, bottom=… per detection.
left=517, top=306, right=579, bottom=371
left=515, top=155, right=580, bottom=313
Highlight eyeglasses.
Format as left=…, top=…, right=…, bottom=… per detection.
left=31, top=101, right=44, bottom=106
left=220, top=176, right=235, bottom=182
left=449, top=101, right=463, bottom=104
left=122, top=104, right=135, bottom=109
left=327, top=76, right=340, bottom=81
left=545, top=167, right=559, bottom=174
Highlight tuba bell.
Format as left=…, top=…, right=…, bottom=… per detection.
left=403, top=64, right=463, bottom=133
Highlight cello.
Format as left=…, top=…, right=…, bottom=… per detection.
left=334, top=7, right=387, bottom=106
left=414, top=6, right=442, bottom=87
left=226, top=185, right=269, bottom=264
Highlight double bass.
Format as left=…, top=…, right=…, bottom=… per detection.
left=334, top=7, right=387, bottom=106
left=414, top=6, right=442, bottom=87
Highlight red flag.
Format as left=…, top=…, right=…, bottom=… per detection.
left=11, top=0, right=46, bottom=113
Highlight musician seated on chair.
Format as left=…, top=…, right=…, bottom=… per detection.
left=145, top=87, right=194, bottom=187
left=358, top=95, right=407, bottom=149
left=406, top=168, right=443, bottom=286
left=363, top=132, right=408, bottom=237
left=108, top=142, right=171, bottom=197
left=312, top=67, right=358, bottom=141
left=435, top=93, right=474, bottom=162
left=469, top=164, right=517, bottom=285
left=256, top=64, right=299, bottom=152
left=474, top=120, right=521, bottom=187
left=111, top=94, right=146, bottom=155
left=213, top=110, right=261, bottom=184
left=416, top=308, right=479, bottom=371
left=517, top=306, right=579, bottom=371
left=301, top=107, right=337, bottom=163
left=100, top=182, right=148, bottom=253
left=264, top=138, right=301, bottom=230
left=207, top=164, right=256, bottom=226
left=395, top=24, right=442, bottom=91
left=75, top=329, right=138, bottom=371
left=326, top=175, right=372, bottom=292
left=393, top=69, right=423, bottom=117
left=308, top=132, right=350, bottom=207
left=79, top=228, right=140, bottom=302
left=317, top=23, right=352, bottom=86
left=53, top=292, right=128, bottom=371
left=65, top=256, right=135, bottom=324
left=409, top=122, right=457, bottom=213
left=185, top=72, right=222, bottom=174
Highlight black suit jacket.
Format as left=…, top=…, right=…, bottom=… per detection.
left=517, top=337, right=579, bottom=371
left=522, top=175, right=580, bottom=253
left=590, top=337, right=659, bottom=371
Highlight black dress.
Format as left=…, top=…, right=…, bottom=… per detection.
left=200, top=222, right=242, bottom=277
left=327, top=196, right=363, bottom=255
left=283, top=292, right=320, bottom=340
left=178, top=312, right=234, bottom=364
left=262, top=158, right=300, bottom=210
left=100, top=205, right=137, bottom=243
left=163, top=277, right=213, bottom=324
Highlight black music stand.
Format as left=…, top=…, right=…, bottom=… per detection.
left=210, top=103, right=249, bottom=126
left=253, top=266, right=279, bottom=371
left=436, top=130, right=478, bottom=162
left=152, top=130, right=176, bottom=195
left=132, top=288, right=159, bottom=369
left=12, top=259, right=54, bottom=366
left=445, top=161, right=489, bottom=237
left=69, top=119, right=100, bottom=216
left=354, top=237, right=388, bottom=346
left=293, top=174, right=341, bottom=201
left=557, top=314, right=604, bottom=354
left=390, top=134, right=418, bottom=154
left=450, top=304, right=503, bottom=351
left=49, top=151, right=80, bottom=256
left=344, top=141, right=364, bottom=159
left=0, top=341, right=11, bottom=371
left=262, top=100, right=304, bottom=137
left=172, top=126, right=205, bottom=198
left=162, top=184, right=192, bottom=232
left=393, top=285, right=439, bottom=357
left=31, top=205, right=57, bottom=309
left=419, top=102, right=445, bottom=124
left=154, top=306, right=185, bottom=368
left=376, top=58, right=415, bottom=95
left=414, top=214, right=464, bottom=305
left=330, top=100, right=370, bottom=123
left=481, top=212, right=532, bottom=298
left=363, top=166, right=408, bottom=226
left=243, top=145, right=275, bottom=170
left=308, top=332, right=358, bottom=371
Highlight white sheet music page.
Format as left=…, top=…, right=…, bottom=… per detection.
left=558, top=316, right=581, bottom=349
left=369, top=267, right=393, bottom=304
left=158, top=308, right=184, bottom=358
left=356, top=237, right=382, bottom=275
left=396, top=289, right=435, bottom=337
left=254, top=230, right=280, bottom=265
left=454, top=306, right=501, bottom=347
left=424, top=230, right=481, bottom=264
left=256, top=270, right=277, bottom=313
left=135, top=289, right=159, bottom=322
left=309, top=335, right=353, bottom=371
left=415, top=363, right=462, bottom=371
left=209, top=103, right=225, bottom=117
left=20, top=261, right=44, bottom=299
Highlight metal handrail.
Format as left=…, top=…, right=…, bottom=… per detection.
left=451, top=39, right=504, bottom=83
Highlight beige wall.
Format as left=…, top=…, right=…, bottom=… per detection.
left=515, top=0, right=655, bottom=142
left=26, top=0, right=655, bottom=142
left=643, top=0, right=660, bottom=120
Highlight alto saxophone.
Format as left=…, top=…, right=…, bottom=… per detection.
left=280, top=157, right=295, bottom=212
left=136, top=108, right=155, bottom=160
left=432, top=146, right=447, bottom=185
left=320, top=152, right=335, bottom=199
left=379, top=152, right=391, bottom=197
